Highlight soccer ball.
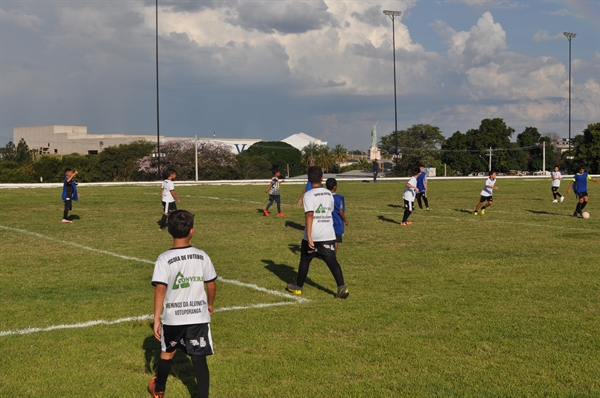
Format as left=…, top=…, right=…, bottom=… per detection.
left=582, top=211, right=590, bottom=219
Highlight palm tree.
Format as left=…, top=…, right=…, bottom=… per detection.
left=332, top=144, right=348, bottom=166
left=357, top=158, right=371, bottom=170
left=315, top=145, right=334, bottom=172
left=301, top=142, right=319, bottom=168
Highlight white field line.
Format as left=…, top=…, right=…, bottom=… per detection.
left=0, top=225, right=307, bottom=337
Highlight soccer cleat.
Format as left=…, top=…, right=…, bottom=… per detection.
left=426, top=207, right=430, bottom=211
left=560, top=196, right=565, bottom=202
left=148, top=376, right=164, bottom=398
left=263, top=210, right=269, bottom=217
left=61, top=219, right=71, bottom=223
left=481, top=208, right=485, bottom=215
left=473, top=211, right=478, bottom=216
left=336, top=286, right=349, bottom=299
left=401, top=222, right=412, bottom=226
left=286, top=284, right=303, bottom=295
left=573, top=211, right=579, bottom=218
left=277, top=212, right=285, bottom=217
left=553, top=199, right=558, bottom=203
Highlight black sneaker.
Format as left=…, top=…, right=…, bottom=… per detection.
left=335, top=286, right=349, bottom=299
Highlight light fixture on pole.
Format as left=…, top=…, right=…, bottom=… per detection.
left=383, top=9, right=402, bottom=175
left=563, top=31, right=576, bottom=174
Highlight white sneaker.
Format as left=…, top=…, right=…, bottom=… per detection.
left=61, top=219, right=71, bottom=223
left=553, top=199, right=558, bottom=203
left=560, top=196, right=564, bottom=202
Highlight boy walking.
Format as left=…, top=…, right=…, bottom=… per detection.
left=551, top=166, right=564, bottom=203
left=149, top=210, right=217, bottom=398
left=286, top=166, right=349, bottom=299
left=474, top=171, right=498, bottom=215
left=62, top=168, right=80, bottom=223
left=401, top=168, right=420, bottom=226
left=566, top=165, right=600, bottom=217
left=326, top=178, right=349, bottom=253
left=159, top=169, right=181, bottom=231
left=264, top=168, right=284, bottom=217
left=416, top=165, right=430, bottom=210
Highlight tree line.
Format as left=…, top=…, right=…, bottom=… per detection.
left=1, top=118, right=599, bottom=183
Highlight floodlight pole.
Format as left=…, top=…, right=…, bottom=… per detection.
left=156, top=0, right=161, bottom=179
left=383, top=10, right=402, bottom=175
left=563, top=31, right=576, bottom=174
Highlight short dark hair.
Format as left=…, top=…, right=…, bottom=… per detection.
left=168, top=210, right=194, bottom=238
left=272, top=167, right=280, bottom=174
left=489, top=170, right=496, bottom=176
left=579, top=164, right=585, bottom=170
left=325, top=178, right=337, bottom=190
left=413, top=167, right=421, bottom=176
left=307, top=166, right=323, bottom=184
left=64, top=168, right=72, bottom=174
left=165, top=168, right=177, bottom=178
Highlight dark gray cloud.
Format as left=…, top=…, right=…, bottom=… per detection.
left=226, top=1, right=337, bottom=34
left=142, top=0, right=223, bottom=13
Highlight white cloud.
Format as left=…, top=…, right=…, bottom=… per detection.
left=0, top=8, right=44, bottom=29
left=533, top=30, right=565, bottom=42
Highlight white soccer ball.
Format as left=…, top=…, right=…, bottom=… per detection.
left=582, top=211, right=590, bottom=219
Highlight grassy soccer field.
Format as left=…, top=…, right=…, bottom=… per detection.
left=1, top=178, right=599, bottom=397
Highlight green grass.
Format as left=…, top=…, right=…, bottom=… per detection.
left=1, top=179, right=599, bottom=397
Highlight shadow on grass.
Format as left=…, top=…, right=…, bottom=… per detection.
left=256, top=208, right=266, bottom=215
left=67, top=214, right=81, bottom=221
left=377, top=215, right=402, bottom=225
left=284, top=221, right=304, bottom=231
left=143, top=323, right=199, bottom=398
left=527, top=209, right=572, bottom=217
left=454, top=208, right=474, bottom=214
left=288, top=243, right=301, bottom=255
left=262, top=259, right=335, bottom=296
left=387, top=204, right=403, bottom=208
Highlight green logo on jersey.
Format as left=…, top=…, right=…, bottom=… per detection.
left=172, top=272, right=204, bottom=290
left=315, top=204, right=327, bottom=214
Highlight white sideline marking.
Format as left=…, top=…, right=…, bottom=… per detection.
left=0, top=225, right=307, bottom=337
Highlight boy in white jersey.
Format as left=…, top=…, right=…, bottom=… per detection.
left=158, top=169, right=181, bottom=231
left=286, top=166, right=349, bottom=299
left=401, top=168, right=420, bottom=226
left=551, top=166, right=564, bottom=203
left=474, top=171, right=498, bottom=215
left=149, top=210, right=217, bottom=398
left=264, top=168, right=285, bottom=217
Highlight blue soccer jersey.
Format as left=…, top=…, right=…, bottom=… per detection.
left=332, top=193, right=345, bottom=236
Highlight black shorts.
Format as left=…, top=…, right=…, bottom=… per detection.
left=161, top=323, right=213, bottom=356
left=335, top=234, right=343, bottom=243
left=301, top=239, right=336, bottom=260
left=404, top=199, right=414, bottom=211
left=162, top=201, right=177, bottom=214
left=551, top=187, right=560, bottom=192
left=64, top=199, right=72, bottom=211
left=576, top=192, right=588, bottom=199
left=479, top=195, right=493, bottom=203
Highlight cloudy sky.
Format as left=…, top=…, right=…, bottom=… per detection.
left=1, top=0, right=598, bottom=151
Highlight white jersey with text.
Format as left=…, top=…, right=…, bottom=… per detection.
left=152, top=246, right=217, bottom=326
left=269, top=177, right=281, bottom=195
left=161, top=179, right=175, bottom=203
left=302, top=187, right=336, bottom=242
left=403, top=176, right=417, bottom=201
left=480, top=178, right=496, bottom=197
left=551, top=171, right=562, bottom=188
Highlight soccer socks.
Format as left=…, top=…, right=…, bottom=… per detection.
left=402, top=208, right=411, bottom=223
left=191, top=355, right=210, bottom=398
left=423, top=196, right=429, bottom=208
left=580, top=202, right=588, bottom=211
left=155, top=358, right=173, bottom=393
left=159, top=214, right=168, bottom=229
left=323, top=256, right=345, bottom=287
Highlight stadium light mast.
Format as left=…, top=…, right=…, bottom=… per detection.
left=155, top=0, right=161, bottom=179
left=383, top=9, right=402, bottom=175
left=563, top=31, right=576, bottom=174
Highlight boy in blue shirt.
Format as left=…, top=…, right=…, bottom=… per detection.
left=416, top=165, right=429, bottom=211
left=566, top=165, right=600, bottom=217
left=326, top=178, right=349, bottom=253
left=62, top=168, right=80, bottom=223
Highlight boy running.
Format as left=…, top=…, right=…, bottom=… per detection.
left=61, top=168, right=80, bottom=223
left=159, top=169, right=181, bottom=231
left=264, top=168, right=284, bottom=217
left=326, top=178, right=349, bottom=253
left=474, top=171, right=498, bottom=215
left=551, top=166, right=564, bottom=203
left=286, top=166, right=349, bottom=299
left=566, top=165, right=600, bottom=217
left=401, top=168, right=420, bottom=226
left=149, top=210, right=217, bottom=398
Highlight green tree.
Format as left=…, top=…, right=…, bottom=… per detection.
left=314, top=145, right=334, bottom=172
left=32, top=156, right=63, bottom=183
left=97, top=140, right=155, bottom=181
left=380, top=124, right=445, bottom=175
left=331, top=144, right=348, bottom=170
left=574, top=122, right=600, bottom=173
left=441, top=131, right=478, bottom=175
left=235, top=153, right=273, bottom=179
left=466, top=119, right=515, bottom=172
left=244, top=141, right=304, bottom=177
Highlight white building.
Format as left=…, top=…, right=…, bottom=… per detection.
left=282, top=132, right=327, bottom=151
left=13, top=125, right=261, bottom=155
